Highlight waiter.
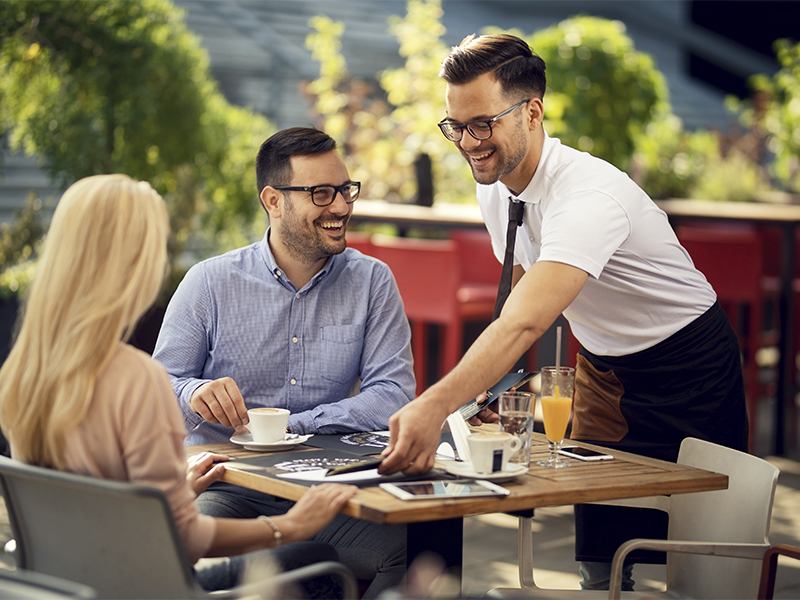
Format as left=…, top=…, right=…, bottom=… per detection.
left=379, top=33, right=748, bottom=591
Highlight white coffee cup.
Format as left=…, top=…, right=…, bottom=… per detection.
left=467, top=432, right=523, bottom=474
left=247, top=408, right=290, bottom=443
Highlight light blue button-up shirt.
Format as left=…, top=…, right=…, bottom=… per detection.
left=153, top=230, right=415, bottom=445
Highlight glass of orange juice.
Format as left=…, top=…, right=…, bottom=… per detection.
left=536, top=366, right=575, bottom=469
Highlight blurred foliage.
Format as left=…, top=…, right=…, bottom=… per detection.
left=305, top=4, right=670, bottom=201
left=305, top=0, right=475, bottom=205
left=0, top=0, right=274, bottom=299
left=0, top=194, right=47, bottom=268
left=306, top=1, right=784, bottom=205
left=732, top=38, right=800, bottom=194
left=491, top=16, right=670, bottom=172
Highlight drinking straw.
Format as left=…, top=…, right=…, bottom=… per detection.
left=555, top=326, right=562, bottom=371
left=555, top=326, right=562, bottom=398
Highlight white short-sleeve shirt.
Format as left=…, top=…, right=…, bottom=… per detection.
left=478, top=132, right=716, bottom=356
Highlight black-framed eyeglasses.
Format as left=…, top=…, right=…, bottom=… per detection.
left=272, top=182, right=361, bottom=207
left=438, top=99, right=531, bottom=142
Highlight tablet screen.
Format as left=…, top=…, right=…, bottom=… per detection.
left=381, top=479, right=510, bottom=500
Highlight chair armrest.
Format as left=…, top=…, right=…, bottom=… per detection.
left=212, top=561, right=358, bottom=600
left=758, top=544, right=800, bottom=600
left=608, top=539, right=769, bottom=600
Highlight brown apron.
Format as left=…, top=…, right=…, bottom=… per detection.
left=570, top=301, right=748, bottom=563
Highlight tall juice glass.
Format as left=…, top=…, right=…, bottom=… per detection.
left=536, top=366, right=575, bottom=468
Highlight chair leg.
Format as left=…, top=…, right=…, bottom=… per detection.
left=518, top=514, right=535, bottom=588
left=441, top=322, right=463, bottom=379
left=411, top=320, right=428, bottom=396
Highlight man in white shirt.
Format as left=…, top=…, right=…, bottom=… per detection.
left=380, top=33, right=748, bottom=590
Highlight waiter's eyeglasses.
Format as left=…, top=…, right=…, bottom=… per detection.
left=273, top=182, right=361, bottom=207
left=438, top=99, right=530, bottom=142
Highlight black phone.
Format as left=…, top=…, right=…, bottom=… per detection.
left=558, top=446, right=614, bottom=461
left=458, top=371, right=536, bottom=421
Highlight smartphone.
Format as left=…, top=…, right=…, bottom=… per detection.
left=458, top=371, right=536, bottom=420
left=558, top=446, right=614, bottom=461
left=379, top=479, right=511, bottom=500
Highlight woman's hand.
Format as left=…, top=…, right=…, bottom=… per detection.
left=186, top=452, right=229, bottom=497
left=276, top=484, right=357, bottom=542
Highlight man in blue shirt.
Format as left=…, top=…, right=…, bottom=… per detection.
left=153, top=127, right=415, bottom=598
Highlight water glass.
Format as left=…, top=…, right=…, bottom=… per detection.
left=498, top=391, right=534, bottom=470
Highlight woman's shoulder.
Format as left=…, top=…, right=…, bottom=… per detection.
left=104, top=343, right=172, bottom=391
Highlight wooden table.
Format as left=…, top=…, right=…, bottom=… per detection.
left=188, top=434, right=727, bottom=583
left=351, top=198, right=800, bottom=454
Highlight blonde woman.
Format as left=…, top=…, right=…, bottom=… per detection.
left=0, top=174, right=356, bottom=594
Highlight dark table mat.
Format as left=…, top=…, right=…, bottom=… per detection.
left=232, top=448, right=454, bottom=488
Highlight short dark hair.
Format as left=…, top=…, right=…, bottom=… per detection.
left=439, top=34, right=546, bottom=101
left=255, top=127, right=337, bottom=194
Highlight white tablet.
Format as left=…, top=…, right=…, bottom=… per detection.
left=379, top=479, right=510, bottom=500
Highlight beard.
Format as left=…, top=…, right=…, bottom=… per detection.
left=279, top=196, right=348, bottom=265
left=462, top=121, right=528, bottom=185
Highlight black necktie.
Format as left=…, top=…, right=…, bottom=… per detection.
left=493, top=198, right=525, bottom=320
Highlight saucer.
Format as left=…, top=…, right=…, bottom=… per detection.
left=230, top=433, right=313, bottom=452
left=443, top=461, right=528, bottom=481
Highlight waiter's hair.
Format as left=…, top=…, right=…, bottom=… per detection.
left=0, top=174, right=169, bottom=469
left=439, top=33, right=546, bottom=100
left=256, top=127, right=338, bottom=194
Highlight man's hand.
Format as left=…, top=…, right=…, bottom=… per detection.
left=467, top=391, right=501, bottom=426
left=190, top=377, right=249, bottom=430
left=186, top=452, right=229, bottom=497
left=379, top=398, right=448, bottom=475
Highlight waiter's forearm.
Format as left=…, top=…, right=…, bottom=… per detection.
left=417, top=260, right=588, bottom=413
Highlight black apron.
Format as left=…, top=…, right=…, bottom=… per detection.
left=570, top=301, right=749, bottom=563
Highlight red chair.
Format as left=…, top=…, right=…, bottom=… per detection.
left=345, top=231, right=374, bottom=255
left=371, top=234, right=496, bottom=395
left=450, top=229, right=552, bottom=371
left=677, top=224, right=779, bottom=452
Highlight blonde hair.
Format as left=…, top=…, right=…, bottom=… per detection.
left=0, top=174, right=169, bottom=468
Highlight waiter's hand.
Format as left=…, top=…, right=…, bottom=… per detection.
left=190, top=377, right=249, bottom=431
left=379, top=398, right=448, bottom=475
left=467, top=391, right=500, bottom=426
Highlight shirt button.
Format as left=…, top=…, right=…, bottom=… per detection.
left=292, top=336, right=298, bottom=343
left=295, top=293, right=300, bottom=299
left=290, top=378, right=297, bottom=385
left=529, top=236, right=535, bottom=241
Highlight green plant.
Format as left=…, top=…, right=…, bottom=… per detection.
left=632, top=114, right=718, bottom=199
left=0, top=0, right=274, bottom=297
left=305, top=0, right=474, bottom=205
left=733, top=38, right=800, bottom=193
left=495, top=15, right=670, bottom=172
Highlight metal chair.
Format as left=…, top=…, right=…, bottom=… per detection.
left=489, top=437, right=779, bottom=600
left=758, top=543, right=800, bottom=600
left=0, top=569, right=95, bottom=599
left=0, top=456, right=357, bottom=599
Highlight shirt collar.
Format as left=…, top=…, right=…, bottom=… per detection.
left=259, top=228, right=339, bottom=290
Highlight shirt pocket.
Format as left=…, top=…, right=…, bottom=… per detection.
left=319, top=324, right=365, bottom=385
